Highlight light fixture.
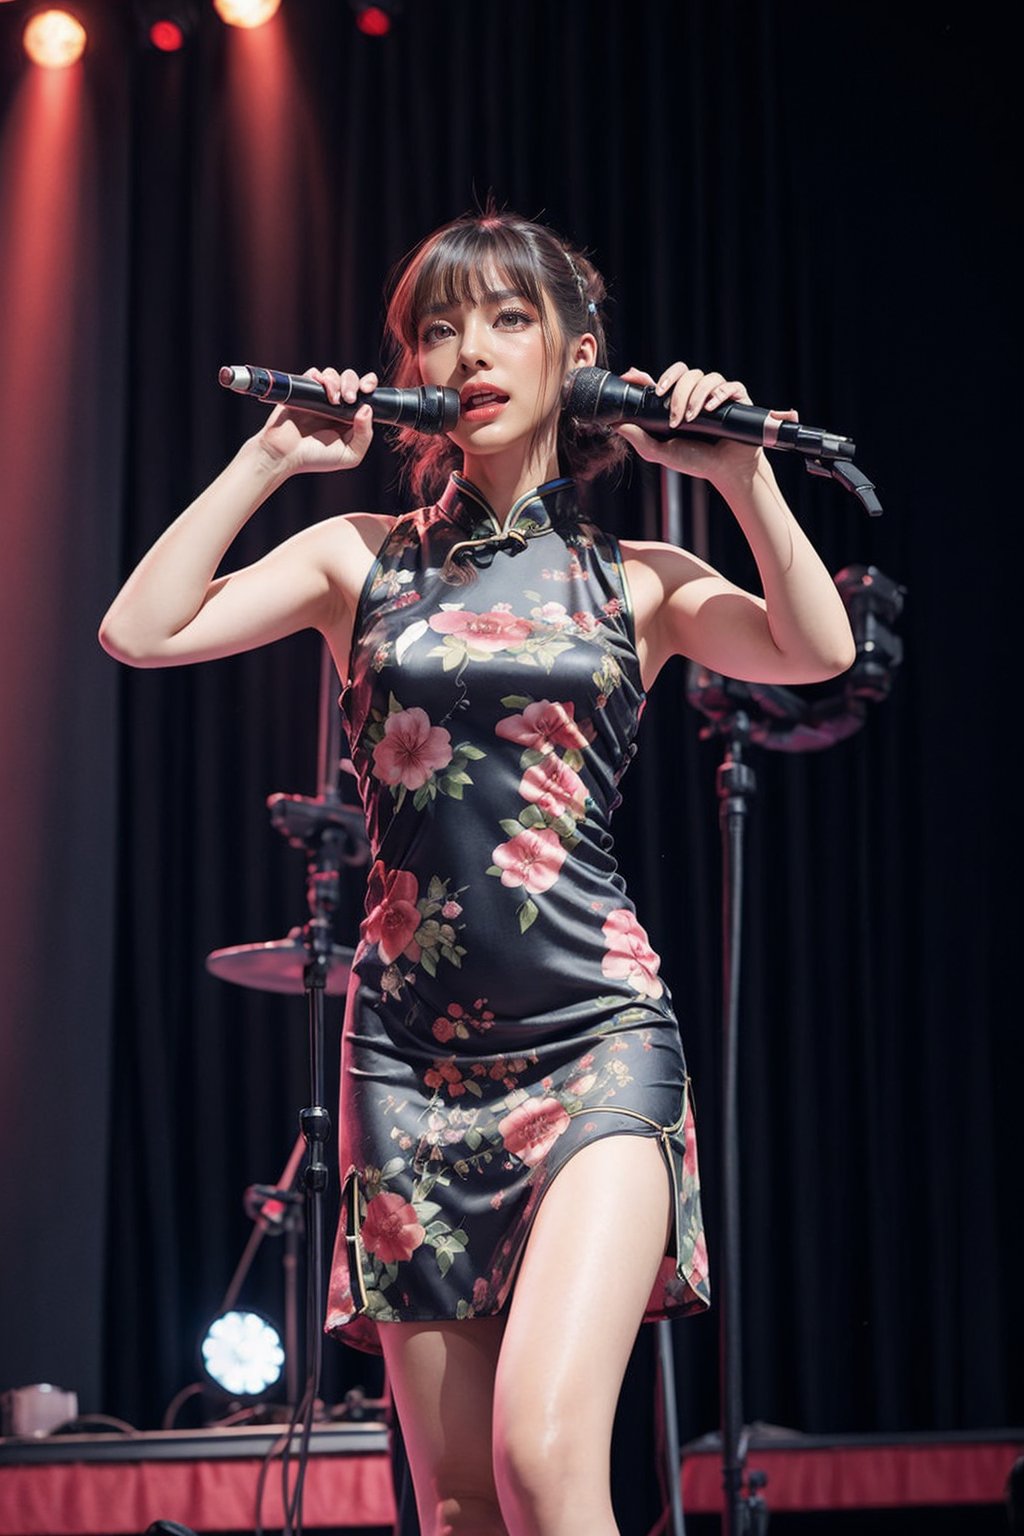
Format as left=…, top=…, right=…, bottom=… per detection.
left=199, top=1309, right=285, bottom=1400
left=350, top=0, right=401, bottom=36
left=136, top=2, right=199, bottom=52
left=22, top=8, right=87, bottom=67
left=213, top=0, right=281, bottom=28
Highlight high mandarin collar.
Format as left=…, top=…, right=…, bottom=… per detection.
left=437, top=472, right=581, bottom=541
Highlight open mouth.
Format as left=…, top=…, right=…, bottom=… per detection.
left=460, top=388, right=510, bottom=414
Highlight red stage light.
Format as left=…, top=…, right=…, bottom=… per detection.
left=149, top=18, right=185, bottom=50
left=22, top=9, right=87, bottom=67
left=355, top=6, right=391, bottom=36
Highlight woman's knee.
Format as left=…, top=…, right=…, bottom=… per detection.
left=492, top=1405, right=612, bottom=1526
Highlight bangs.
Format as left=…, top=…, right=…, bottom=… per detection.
left=404, top=222, right=549, bottom=343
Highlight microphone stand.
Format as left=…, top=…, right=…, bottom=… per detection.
left=220, top=1135, right=308, bottom=1415
left=708, top=705, right=767, bottom=1536
left=661, top=463, right=900, bottom=1536
left=658, top=458, right=772, bottom=1534
left=650, top=465, right=694, bottom=1536
left=262, top=641, right=368, bottom=1535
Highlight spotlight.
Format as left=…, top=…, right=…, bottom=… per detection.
left=149, top=19, right=183, bottom=48
left=136, top=2, right=198, bottom=51
left=213, top=0, right=281, bottom=27
left=350, top=0, right=401, bottom=35
left=22, top=8, right=87, bottom=67
left=199, top=1309, right=285, bottom=1400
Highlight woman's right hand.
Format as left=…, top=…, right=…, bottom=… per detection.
left=257, top=366, right=378, bottom=475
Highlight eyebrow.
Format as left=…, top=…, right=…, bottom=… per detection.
left=420, top=288, right=531, bottom=320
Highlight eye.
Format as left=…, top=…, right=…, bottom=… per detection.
left=495, top=307, right=533, bottom=329
left=420, top=319, right=455, bottom=346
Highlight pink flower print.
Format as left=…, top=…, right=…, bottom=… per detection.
left=602, top=597, right=623, bottom=618
left=424, top=1059, right=466, bottom=1097
left=372, top=707, right=452, bottom=790
left=428, top=608, right=533, bottom=651
left=361, top=1191, right=426, bottom=1264
left=498, top=1096, right=571, bottom=1167
left=532, top=600, right=571, bottom=628
left=600, top=909, right=664, bottom=999
left=572, top=610, right=600, bottom=637
left=683, top=1102, right=699, bottom=1182
left=441, top=899, right=463, bottom=919
left=519, top=755, right=588, bottom=820
left=689, top=1231, right=710, bottom=1289
left=361, top=862, right=422, bottom=965
left=431, top=1014, right=458, bottom=1044
left=566, top=1072, right=597, bottom=1097
left=494, top=699, right=590, bottom=753
left=472, top=1276, right=490, bottom=1307
left=491, top=827, right=567, bottom=894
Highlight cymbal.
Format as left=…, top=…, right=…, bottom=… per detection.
left=206, top=928, right=355, bottom=997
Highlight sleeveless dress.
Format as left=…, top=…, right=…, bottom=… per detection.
left=325, top=472, right=710, bottom=1354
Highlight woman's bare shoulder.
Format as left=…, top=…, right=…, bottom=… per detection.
left=312, top=509, right=396, bottom=560
left=291, top=511, right=397, bottom=609
left=617, top=537, right=716, bottom=594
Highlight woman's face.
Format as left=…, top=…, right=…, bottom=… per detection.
left=415, top=264, right=593, bottom=467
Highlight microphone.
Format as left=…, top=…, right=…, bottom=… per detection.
left=218, top=364, right=460, bottom=435
left=564, top=366, right=856, bottom=461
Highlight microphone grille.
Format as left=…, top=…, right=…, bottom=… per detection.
left=563, top=366, right=607, bottom=419
left=419, top=386, right=461, bottom=434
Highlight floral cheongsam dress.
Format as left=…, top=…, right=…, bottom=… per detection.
left=325, top=472, right=710, bottom=1353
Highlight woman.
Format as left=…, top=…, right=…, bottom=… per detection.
left=100, top=209, right=855, bottom=1536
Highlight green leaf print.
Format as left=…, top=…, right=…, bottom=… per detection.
left=517, top=805, right=547, bottom=829
left=518, top=899, right=539, bottom=933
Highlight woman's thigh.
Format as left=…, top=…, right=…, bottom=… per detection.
left=379, top=1314, right=507, bottom=1534
left=492, top=1134, right=672, bottom=1519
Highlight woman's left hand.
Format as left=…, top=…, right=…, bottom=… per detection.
left=613, top=363, right=799, bottom=485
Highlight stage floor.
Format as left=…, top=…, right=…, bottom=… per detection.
left=0, top=1421, right=1020, bottom=1534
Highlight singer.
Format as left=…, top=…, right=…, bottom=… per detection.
left=98, top=207, right=854, bottom=1536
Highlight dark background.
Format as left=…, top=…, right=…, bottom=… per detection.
left=0, top=2, right=1019, bottom=1531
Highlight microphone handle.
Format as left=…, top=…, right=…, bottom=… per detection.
left=629, top=383, right=856, bottom=459
left=570, top=369, right=856, bottom=459
left=218, top=365, right=460, bottom=434
left=629, top=382, right=853, bottom=454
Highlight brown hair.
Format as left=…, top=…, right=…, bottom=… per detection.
left=381, top=207, right=628, bottom=503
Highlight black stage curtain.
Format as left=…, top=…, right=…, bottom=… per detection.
left=0, top=4, right=1019, bottom=1531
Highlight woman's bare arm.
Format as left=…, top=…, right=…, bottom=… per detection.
left=617, top=363, right=856, bottom=688
left=98, top=367, right=379, bottom=668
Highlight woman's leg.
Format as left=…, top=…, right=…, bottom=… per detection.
left=379, top=1313, right=508, bottom=1536
left=492, top=1134, right=673, bottom=1536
